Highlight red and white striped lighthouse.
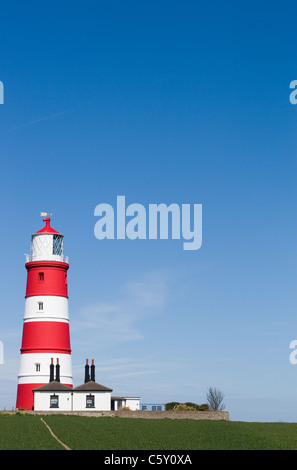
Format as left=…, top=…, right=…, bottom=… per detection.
left=16, top=217, right=73, bottom=410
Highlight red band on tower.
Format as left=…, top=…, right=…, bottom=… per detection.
left=25, top=261, right=69, bottom=298
left=20, top=321, right=71, bottom=354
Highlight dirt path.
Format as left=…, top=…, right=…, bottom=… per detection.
left=40, top=417, right=71, bottom=450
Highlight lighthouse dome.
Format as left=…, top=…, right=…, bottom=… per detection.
left=28, top=217, right=68, bottom=263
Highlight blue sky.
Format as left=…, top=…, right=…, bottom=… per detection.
left=0, top=0, right=297, bottom=421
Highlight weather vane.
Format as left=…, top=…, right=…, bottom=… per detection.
left=40, top=212, right=53, bottom=217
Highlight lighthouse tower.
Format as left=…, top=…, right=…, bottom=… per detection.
left=16, top=217, right=73, bottom=410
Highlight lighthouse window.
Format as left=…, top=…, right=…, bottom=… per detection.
left=35, top=363, right=40, bottom=372
left=38, top=272, right=44, bottom=281
left=38, top=302, right=43, bottom=311
left=50, top=394, right=59, bottom=408
left=86, top=394, right=95, bottom=408
left=53, top=235, right=62, bottom=255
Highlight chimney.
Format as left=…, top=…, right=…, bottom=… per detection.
left=91, top=359, right=95, bottom=382
left=55, top=358, right=60, bottom=382
left=49, top=358, right=54, bottom=382
left=85, top=359, right=90, bottom=383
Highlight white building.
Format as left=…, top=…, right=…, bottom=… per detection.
left=111, top=397, right=140, bottom=411
left=33, top=381, right=73, bottom=411
left=33, top=359, right=140, bottom=412
left=72, top=381, right=113, bottom=411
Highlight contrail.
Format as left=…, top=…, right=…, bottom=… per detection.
left=1, top=110, right=69, bottom=134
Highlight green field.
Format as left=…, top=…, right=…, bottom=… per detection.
left=1, top=414, right=297, bottom=450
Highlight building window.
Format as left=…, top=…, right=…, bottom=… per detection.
left=86, top=394, right=95, bottom=408
left=35, top=363, right=40, bottom=372
left=142, top=405, right=147, bottom=410
left=50, top=394, right=59, bottom=408
left=53, top=235, right=62, bottom=255
left=38, top=272, right=44, bottom=281
left=38, top=302, right=43, bottom=311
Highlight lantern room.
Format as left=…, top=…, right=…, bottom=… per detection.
left=27, top=217, right=68, bottom=263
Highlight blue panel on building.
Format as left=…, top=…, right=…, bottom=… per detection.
left=140, top=403, right=165, bottom=411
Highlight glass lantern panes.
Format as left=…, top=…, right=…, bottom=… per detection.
left=53, top=235, right=63, bottom=255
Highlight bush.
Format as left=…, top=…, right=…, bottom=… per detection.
left=174, top=404, right=195, bottom=411
left=165, top=402, right=210, bottom=411
left=197, top=404, right=209, bottom=411
left=185, top=402, right=199, bottom=410
left=165, top=402, right=180, bottom=411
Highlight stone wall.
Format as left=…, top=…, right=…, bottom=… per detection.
left=103, top=410, right=229, bottom=420
left=3, top=409, right=229, bottom=420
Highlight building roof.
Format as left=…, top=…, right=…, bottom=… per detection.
left=33, top=381, right=72, bottom=392
left=32, top=380, right=112, bottom=393
left=35, top=217, right=60, bottom=234
left=111, top=396, right=140, bottom=400
left=73, top=380, right=113, bottom=392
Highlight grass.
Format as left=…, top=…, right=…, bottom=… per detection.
left=0, top=413, right=62, bottom=450
left=1, top=414, right=297, bottom=450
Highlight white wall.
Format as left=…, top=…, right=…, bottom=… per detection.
left=125, top=398, right=140, bottom=411
left=34, top=391, right=72, bottom=411
left=113, top=398, right=140, bottom=410
left=34, top=391, right=124, bottom=411
left=31, top=234, right=64, bottom=262
left=72, top=391, right=111, bottom=411
left=34, top=391, right=111, bottom=411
